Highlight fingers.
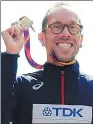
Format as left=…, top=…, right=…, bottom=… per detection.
left=13, top=24, right=23, bottom=39
left=2, top=24, right=23, bottom=40
left=1, top=23, right=24, bottom=54
left=1, top=28, right=14, bottom=42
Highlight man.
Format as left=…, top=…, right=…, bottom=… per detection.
left=1, top=3, right=93, bottom=124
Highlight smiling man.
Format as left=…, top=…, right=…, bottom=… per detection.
left=1, top=2, right=93, bottom=124
left=39, top=3, right=83, bottom=66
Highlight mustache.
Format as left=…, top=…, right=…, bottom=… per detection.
left=53, top=36, right=75, bottom=42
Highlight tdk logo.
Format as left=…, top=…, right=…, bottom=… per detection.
left=42, top=107, right=52, bottom=116
left=43, top=107, right=83, bottom=117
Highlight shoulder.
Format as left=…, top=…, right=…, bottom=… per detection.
left=79, top=71, right=93, bottom=83
left=13, top=70, right=43, bottom=94
left=79, top=72, right=93, bottom=97
left=15, top=70, right=43, bottom=84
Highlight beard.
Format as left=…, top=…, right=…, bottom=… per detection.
left=50, top=36, right=80, bottom=63
left=51, top=48, right=78, bottom=63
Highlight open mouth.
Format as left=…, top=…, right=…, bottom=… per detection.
left=56, top=42, right=73, bottom=49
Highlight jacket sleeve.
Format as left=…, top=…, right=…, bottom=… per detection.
left=1, top=52, right=19, bottom=123
left=11, top=76, right=24, bottom=124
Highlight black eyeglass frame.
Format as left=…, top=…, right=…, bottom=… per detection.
left=42, top=22, right=83, bottom=35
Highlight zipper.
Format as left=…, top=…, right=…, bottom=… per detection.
left=61, top=71, right=65, bottom=104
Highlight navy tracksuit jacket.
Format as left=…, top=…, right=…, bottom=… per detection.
left=1, top=53, right=93, bottom=124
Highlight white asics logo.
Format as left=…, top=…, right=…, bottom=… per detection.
left=32, top=82, right=44, bottom=90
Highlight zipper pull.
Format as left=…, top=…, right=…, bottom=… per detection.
left=61, top=71, right=64, bottom=75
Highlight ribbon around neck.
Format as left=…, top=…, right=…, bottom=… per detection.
left=24, top=28, right=43, bottom=69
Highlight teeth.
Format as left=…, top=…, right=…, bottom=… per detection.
left=57, top=43, right=71, bottom=49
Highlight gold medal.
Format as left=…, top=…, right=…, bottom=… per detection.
left=11, top=16, right=34, bottom=31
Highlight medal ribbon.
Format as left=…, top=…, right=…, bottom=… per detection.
left=24, top=28, right=43, bottom=69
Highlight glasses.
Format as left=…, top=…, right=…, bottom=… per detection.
left=43, top=22, right=83, bottom=35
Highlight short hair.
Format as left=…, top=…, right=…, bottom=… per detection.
left=42, top=2, right=81, bottom=32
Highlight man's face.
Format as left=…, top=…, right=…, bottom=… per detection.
left=43, top=8, right=83, bottom=63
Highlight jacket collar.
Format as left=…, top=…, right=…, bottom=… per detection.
left=43, top=60, right=80, bottom=76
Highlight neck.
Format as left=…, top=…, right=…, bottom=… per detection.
left=47, top=55, right=75, bottom=67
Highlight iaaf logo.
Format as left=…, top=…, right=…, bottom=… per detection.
left=42, top=107, right=83, bottom=117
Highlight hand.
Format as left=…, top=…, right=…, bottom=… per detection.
left=2, top=24, right=24, bottom=54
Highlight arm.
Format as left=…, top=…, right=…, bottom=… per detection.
left=1, top=21, right=24, bottom=124
left=1, top=52, right=19, bottom=124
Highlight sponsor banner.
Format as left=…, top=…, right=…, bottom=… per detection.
left=32, top=104, right=92, bottom=123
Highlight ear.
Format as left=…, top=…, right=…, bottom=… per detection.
left=79, top=34, right=83, bottom=48
left=38, top=32, right=46, bottom=46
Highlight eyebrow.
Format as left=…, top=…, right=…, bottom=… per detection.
left=49, top=20, right=80, bottom=25
left=70, top=20, right=80, bottom=24
left=49, top=21, right=62, bottom=24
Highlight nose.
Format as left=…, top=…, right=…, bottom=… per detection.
left=60, top=26, right=71, bottom=38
